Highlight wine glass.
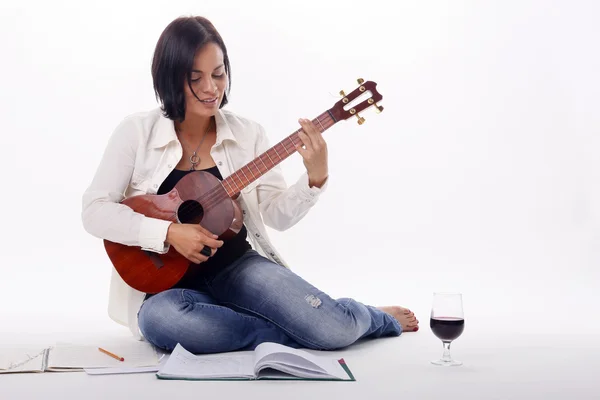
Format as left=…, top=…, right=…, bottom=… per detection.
left=430, top=292, right=464, bottom=366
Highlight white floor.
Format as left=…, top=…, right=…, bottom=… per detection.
left=1, top=319, right=598, bottom=400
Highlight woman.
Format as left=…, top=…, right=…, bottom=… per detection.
left=82, top=16, right=419, bottom=354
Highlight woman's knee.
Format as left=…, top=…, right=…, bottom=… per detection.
left=296, top=301, right=367, bottom=350
left=138, top=289, right=242, bottom=354
left=138, top=290, right=187, bottom=351
left=300, top=321, right=361, bottom=350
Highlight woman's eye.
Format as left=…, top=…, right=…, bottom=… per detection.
left=191, top=74, right=222, bottom=82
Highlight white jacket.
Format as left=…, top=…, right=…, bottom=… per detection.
left=81, top=107, right=327, bottom=339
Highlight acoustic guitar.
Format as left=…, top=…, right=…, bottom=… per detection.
left=104, top=79, right=384, bottom=293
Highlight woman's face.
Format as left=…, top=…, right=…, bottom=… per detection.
left=184, top=42, right=228, bottom=119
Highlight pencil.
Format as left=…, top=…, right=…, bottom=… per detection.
left=98, top=347, right=125, bottom=362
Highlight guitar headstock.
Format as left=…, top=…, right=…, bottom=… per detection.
left=328, top=78, right=384, bottom=125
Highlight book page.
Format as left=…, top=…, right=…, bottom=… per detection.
left=257, top=360, right=333, bottom=379
left=0, top=347, right=47, bottom=374
left=157, top=343, right=254, bottom=379
left=254, top=342, right=349, bottom=380
left=47, top=341, right=160, bottom=370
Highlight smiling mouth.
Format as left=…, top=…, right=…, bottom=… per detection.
left=199, top=97, right=218, bottom=104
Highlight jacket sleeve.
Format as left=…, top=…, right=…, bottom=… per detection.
left=81, top=117, right=172, bottom=253
left=254, top=123, right=329, bottom=231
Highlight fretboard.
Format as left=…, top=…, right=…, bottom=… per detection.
left=221, top=110, right=338, bottom=196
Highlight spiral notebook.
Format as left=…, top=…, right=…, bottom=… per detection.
left=0, top=342, right=160, bottom=374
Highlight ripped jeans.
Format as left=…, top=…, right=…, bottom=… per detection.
left=138, top=250, right=402, bottom=354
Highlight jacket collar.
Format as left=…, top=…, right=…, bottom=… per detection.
left=149, top=109, right=238, bottom=149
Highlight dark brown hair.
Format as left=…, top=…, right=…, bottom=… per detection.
left=151, top=16, right=232, bottom=121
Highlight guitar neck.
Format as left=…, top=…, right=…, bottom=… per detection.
left=221, top=110, right=338, bottom=196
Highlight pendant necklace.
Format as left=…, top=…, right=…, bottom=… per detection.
left=178, top=120, right=212, bottom=171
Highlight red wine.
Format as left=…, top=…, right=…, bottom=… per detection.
left=430, top=317, right=464, bottom=341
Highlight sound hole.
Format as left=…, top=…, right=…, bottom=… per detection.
left=177, top=200, right=204, bottom=224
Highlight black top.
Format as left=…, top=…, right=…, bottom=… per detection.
left=157, top=165, right=252, bottom=291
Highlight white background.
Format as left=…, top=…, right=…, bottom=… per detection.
left=0, top=0, right=598, bottom=344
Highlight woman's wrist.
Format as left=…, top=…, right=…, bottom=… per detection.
left=308, top=174, right=328, bottom=188
left=165, top=222, right=176, bottom=244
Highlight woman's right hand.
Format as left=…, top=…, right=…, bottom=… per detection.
left=165, top=223, right=224, bottom=264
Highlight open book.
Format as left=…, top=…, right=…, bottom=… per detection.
left=157, top=342, right=355, bottom=381
left=0, top=342, right=160, bottom=374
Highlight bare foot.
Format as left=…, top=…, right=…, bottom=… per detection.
left=378, top=306, right=420, bottom=332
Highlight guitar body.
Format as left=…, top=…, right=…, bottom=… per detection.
left=103, top=171, right=243, bottom=294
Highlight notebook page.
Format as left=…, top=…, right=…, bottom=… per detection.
left=254, top=342, right=349, bottom=380
left=257, top=361, right=333, bottom=379
left=272, top=355, right=348, bottom=379
left=256, top=353, right=325, bottom=376
left=157, top=343, right=254, bottom=379
left=47, top=341, right=160, bottom=369
left=0, top=347, right=47, bottom=374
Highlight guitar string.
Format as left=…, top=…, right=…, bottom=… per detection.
left=168, top=114, right=335, bottom=223
left=184, top=114, right=335, bottom=216
left=173, top=117, right=334, bottom=224
left=183, top=114, right=335, bottom=218
left=174, top=114, right=334, bottom=213
left=195, top=114, right=335, bottom=213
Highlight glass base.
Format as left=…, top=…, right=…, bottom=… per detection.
left=431, top=358, right=463, bottom=366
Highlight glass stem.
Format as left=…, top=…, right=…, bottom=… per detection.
left=442, top=341, right=452, bottom=361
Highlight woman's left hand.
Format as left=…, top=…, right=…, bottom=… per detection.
left=296, top=118, right=329, bottom=188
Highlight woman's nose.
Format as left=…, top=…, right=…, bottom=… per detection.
left=200, top=78, right=217, bottom=93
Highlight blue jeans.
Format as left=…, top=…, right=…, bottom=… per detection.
left=138, top=250, right=402, bottom=354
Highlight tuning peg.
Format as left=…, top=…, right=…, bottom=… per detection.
left=356, top=114, right=365, bottom=125
left=374, top=104, right=384, bottom=113
left=357, top=78, right=364, bottom=84
left=340, top=90, right=349, bottom=103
